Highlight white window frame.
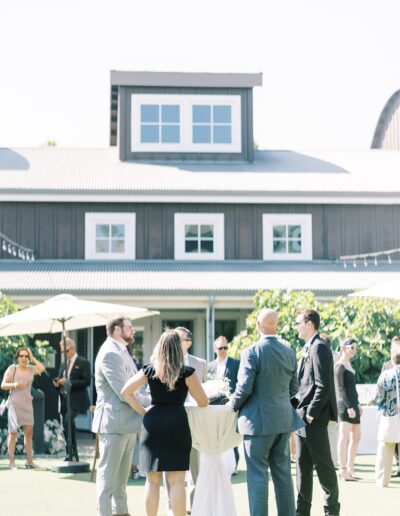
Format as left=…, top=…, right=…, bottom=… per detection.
left=262, top=214, right=312, bottom=261
left=174, top=213, right=225, bottom=260
left=85, top=213, right=136, bottom=260
left=131, top=94, right=241, bottom=153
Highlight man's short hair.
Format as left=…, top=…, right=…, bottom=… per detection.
left=59, top=337, right=75, bottom=349
left=107, top=316, right=128, bottom=336
left=300, top=309, right=320, bottom=330
left=175, top=326, right=193, bottom=340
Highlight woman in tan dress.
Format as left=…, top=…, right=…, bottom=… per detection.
left=1, top=346, right=45, bottom=469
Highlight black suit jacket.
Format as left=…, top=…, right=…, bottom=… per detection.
left=296, top=334, right=338, bottom=425
left=58, top=355, right=91, bottom=413
left=208, top=356, right=240, bottom=394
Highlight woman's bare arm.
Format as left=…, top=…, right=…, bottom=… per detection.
left=186, top=373, right=208, bottom=407
left=121, top=370, right=148, bottom=416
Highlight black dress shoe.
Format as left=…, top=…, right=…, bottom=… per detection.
left=391, top=471, right=400, bottom=478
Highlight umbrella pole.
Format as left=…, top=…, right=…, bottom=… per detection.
left=61, top=319, right=74, bottom=462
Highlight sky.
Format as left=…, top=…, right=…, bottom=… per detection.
left=1, top=0, right=399, bottom=150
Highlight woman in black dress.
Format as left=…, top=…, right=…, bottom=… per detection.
left=334, top=338, right=362, bottom=481
left=121, top=329, right=208, bottom=516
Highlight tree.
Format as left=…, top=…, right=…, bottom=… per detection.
left=230, top=289, right=400, bottom=383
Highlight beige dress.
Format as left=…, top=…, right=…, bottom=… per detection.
left=5, top=365, right=35, bottom=427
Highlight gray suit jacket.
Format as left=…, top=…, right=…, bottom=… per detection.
left=231, top=335, right=298, bottom=436
left=92, top=337, right=142, bottom=434
left=187, top=354, right=208, bottom=383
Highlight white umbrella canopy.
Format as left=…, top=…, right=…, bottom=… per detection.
left=349, top=279, right=400, bottom=301
left=0, top=293, right=159, bottom=336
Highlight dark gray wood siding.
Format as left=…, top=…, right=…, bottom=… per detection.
left=1, top=202, right=400, bottom=261
left=119, top=86, right=254, bottom=162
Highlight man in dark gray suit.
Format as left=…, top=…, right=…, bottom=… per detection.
left=231, top=308, right=298, bottom=516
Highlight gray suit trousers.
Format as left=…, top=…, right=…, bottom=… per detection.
left=96, top=432, right=137, bottom=516
left=244, top=432, right=295, bottom=516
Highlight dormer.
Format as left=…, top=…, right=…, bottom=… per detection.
left=110, top=71, right=262, bottom=162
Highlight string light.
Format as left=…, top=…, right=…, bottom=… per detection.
left=0, top=231, right=35, bottom=261
left=340, top=247, right=400, bottom=269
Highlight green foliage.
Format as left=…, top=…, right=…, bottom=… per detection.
left=231, top=289, right=400, bottom=384
left=0, top=293, right=52, bottom=394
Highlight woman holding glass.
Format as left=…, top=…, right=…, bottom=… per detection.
left=334, top=338, right=362, bottom=481
left=1, top=346, right=45, bottom=469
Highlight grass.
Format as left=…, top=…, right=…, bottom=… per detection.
left=0, top=453, right=399, bottom=515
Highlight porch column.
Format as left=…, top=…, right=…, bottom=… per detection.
left=206, top=295, right=215, bottom=363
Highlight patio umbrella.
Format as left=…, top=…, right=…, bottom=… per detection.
left=0, top=293, right=159, bottom=473
left=349, top=279, right=400, bottom=300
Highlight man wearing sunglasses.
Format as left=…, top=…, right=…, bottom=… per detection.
left=208, top=336, right=240, bottom=471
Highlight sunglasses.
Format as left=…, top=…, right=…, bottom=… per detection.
left=216, top=346, right=228, bottom=350
left=18, top=354, right=29, bottom=358
left=346, top=345, right=357, bottom=351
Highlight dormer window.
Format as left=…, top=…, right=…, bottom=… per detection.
left=131, top=94, right=241, bottom=153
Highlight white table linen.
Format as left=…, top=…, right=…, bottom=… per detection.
left=186, top=405, right=242, bottom=516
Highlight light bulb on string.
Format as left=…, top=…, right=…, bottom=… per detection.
left=344, top=261, right=347, bottom=269
left=364, top=258, right=367, bottom=267
left=353, top=260, right=356, bottom=268
left=388, top=255, right=392, bottom=264
left=374, top=256, right=378, bottom=266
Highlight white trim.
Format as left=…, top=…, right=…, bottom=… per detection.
left=85, top=212, right=136, bottom=260
left=263, top=214, right=312, bottom=261
left=131, top=94, right=241, bottom=153
left=1, top=194, right=400, bottom=205
left=174, top=213, right=224, bottom=260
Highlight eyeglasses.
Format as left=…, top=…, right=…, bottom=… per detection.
left=346, top=345, right=357, bottom=351
left=216, top=346, right=228, bottom=350
left=293, top=321, right=302, bottom=327
left=119, top=325, right=134, bottom=330
left=18, top=354, right=29, bottom=358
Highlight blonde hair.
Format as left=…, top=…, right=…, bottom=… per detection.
left=151, top=329, right=184, bottom=391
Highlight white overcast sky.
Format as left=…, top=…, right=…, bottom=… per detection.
left=1, top=0, right=399, bottom=150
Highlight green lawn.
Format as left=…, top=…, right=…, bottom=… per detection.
left=0, top=454, right=399, bottom=515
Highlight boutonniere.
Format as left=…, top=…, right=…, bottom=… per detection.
left=301, top=344, right=311, bottom=361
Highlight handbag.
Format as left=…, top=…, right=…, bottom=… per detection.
left=377, top=370, right=400, bottom=443
left=0, top=366, right=16, bottom=417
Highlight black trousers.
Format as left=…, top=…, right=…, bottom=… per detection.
left=60, top=398, right=79, bottom=460
left=395, top=443, right=400, bottom=467
left=295, top=423, right=340, bottom=516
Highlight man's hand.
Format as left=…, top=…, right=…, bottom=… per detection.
left=347, top=408, right=356, bottom=419
left=306, top=415, right=314, bottom=424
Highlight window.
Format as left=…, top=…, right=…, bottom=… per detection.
left=131, top=94, right=241, bottom=153
left=140, top=104, right=180, bottom=143
left=174, top=213, right=224, bottom=260
left=263, top=214, right=312, bottom=261
left=192, top=105, right=231, bottom=144
left=85, top=213, right=136, bottom=260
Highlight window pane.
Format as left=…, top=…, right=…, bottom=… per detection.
left=96, top=224, right=110, bottom=238
left=141, top=125, right=159, bottom=143
left=96, top=239, right=109, bottom=253
left=141, top=104, right=159, bottom=123
left=273, top=240, right=286, bottom=253
left=111, top=240, right=125, bottom=253
left=213, top=105, right=231, bottom=123
left=185, top=240, right=198, bottom=253
left=111, top=224, right=125, bottom=238
left=162, top=105, right=179, bottom=123
left=288, top=225, right=302, bottom=239
left=200, top=225, right=214, bottom=238
left=200, top=240, right=214, bottom=253
left=193, top=125, right=211, bottom=143
left=288, top=240, right=302, bottom=253
left=193, top=105, right=211, bottom=123
left=273, top=225, right=286, bottom=238
left=213, top=125, right=231, bottom=144
left=185, top=225, right=198, bottom=238
left=161, top=125, right=180, bottom=143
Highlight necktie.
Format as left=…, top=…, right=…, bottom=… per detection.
left=65, top=359, right=71, bottom=378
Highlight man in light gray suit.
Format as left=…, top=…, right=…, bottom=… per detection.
left=175, top=327, right=207, bottom=513
left=231, top=309, right=298, bottom=516
left=92, top=316, right=142, bottom=516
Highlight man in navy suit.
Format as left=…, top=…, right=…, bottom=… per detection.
left=293, top=309, right=340, bottom=516
left=231, top=309, right=298, bottom=516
